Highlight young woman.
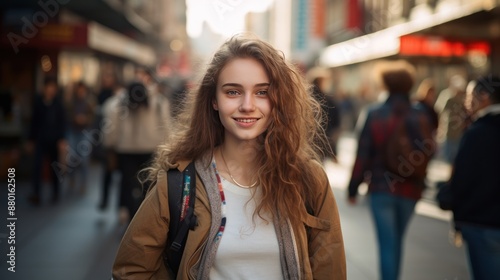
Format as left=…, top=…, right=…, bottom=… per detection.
left=112, top=36, right=346, bottom=279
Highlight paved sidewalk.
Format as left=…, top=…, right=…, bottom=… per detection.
left=0, top=164, right=122, bottom=280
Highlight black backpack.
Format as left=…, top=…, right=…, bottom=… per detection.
left=164, top=162, right=198, bottom=276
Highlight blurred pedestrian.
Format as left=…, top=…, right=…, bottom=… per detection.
left=338, top=90, right=356, bottom=131
left=96, top=72, right=123, bottom=211
left=449, top=75, right=500, bottom=280
left=27, top=76, right=66, bottom=206
left=434, top=75, right=467, bottom=163
left=414, top=78, right=439, bottom=133
left=171, top=78, right=190, bottom=118
left=112, top=35, right=346, bottom=279
left=97, top=72, right=117, bottom=106
left=307, top=67, right=342, bottom=162
left=65, top=81, right=96, bottom=194
left=104, top=77, right=171, bottom=224
left=347, top=60, right=435, bottom=280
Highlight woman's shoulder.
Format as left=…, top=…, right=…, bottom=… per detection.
left=306, top=159, right=329, bottom=187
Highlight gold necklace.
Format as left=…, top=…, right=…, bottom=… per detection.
left=220, top=149, right=258, bottom=188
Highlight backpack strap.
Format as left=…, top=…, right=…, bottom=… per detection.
left=164, top=162, right=197, bottom=276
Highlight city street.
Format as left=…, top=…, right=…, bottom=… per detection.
left=1, top=1, right=497, bottom=279
left=0, top=133, right=470, bottom=280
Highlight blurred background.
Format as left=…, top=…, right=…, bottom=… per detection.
left=0, top=0, right=499, bottom=279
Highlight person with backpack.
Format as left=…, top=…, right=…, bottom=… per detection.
left=112, top=35, right=346, bottom=279
left=347, top=60, right=435, bottom=280
left=449, top=75, right=500, bottom=280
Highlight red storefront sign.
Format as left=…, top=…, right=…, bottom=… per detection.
left=400, top=35, right=490, bottom=57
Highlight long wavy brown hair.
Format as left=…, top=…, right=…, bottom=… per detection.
left=144, top=35, right=328, bottom=226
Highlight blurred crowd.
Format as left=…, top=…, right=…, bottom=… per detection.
left=0, top=60, right=488, bottom=210
left=2, top=67, right=188, bottom=224
left=1, top=56, right=498, bottom=279
left=342, top=60, right=499, bottom=280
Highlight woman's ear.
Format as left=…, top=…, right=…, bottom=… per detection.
left=213, top=100, right=218, bottom=111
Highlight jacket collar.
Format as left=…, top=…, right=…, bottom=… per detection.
left=385, top=93, right=411, bottom=104
left=174, top=159, right=192, bottom=172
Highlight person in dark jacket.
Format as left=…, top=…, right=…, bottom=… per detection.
left=27, top=76, right=66, bottom=206
left=347, top=60, right=435, bottom=280
left=450, top=75, right=500, bottom=280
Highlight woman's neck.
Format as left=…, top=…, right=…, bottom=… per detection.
left=216, top=140, right=260, bottom=186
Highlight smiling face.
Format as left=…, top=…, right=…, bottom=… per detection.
left=214, top=58, right=272, bottom=143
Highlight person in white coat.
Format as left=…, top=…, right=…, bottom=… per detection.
left=104, top=80, right=171, bottom=224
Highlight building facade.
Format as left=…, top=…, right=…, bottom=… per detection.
left=319, top=0, right=500, bottom=99
left=0, top=0, right=188, bottom=177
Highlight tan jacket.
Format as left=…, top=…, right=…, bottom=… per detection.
left=112, top=156, right=346, bottom=279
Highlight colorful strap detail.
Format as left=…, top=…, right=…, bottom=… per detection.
left=212, top=160, right=227, bottom=242
left=180, top=174, right=191, bottom=221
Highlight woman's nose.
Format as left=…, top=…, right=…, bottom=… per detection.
left=239, top=93, right=256, bottom=111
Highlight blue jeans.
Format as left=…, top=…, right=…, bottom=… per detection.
left=369, top=192, right=417, bottom=280
left=460, top=224, right=500, bottom=280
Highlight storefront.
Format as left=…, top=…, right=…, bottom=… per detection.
left=319, top=1, right=500, bottom=98
left=0, top=18, right=156, bottom=177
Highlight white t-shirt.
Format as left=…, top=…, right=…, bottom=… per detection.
left=209, top=177, right=283, bottom=280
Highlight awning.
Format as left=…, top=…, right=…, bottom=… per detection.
left=88, top=22, right=156, bottom=66
left=319, top=0, right=498, bottom=67
left=1, top=21, right=156, bottom=65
